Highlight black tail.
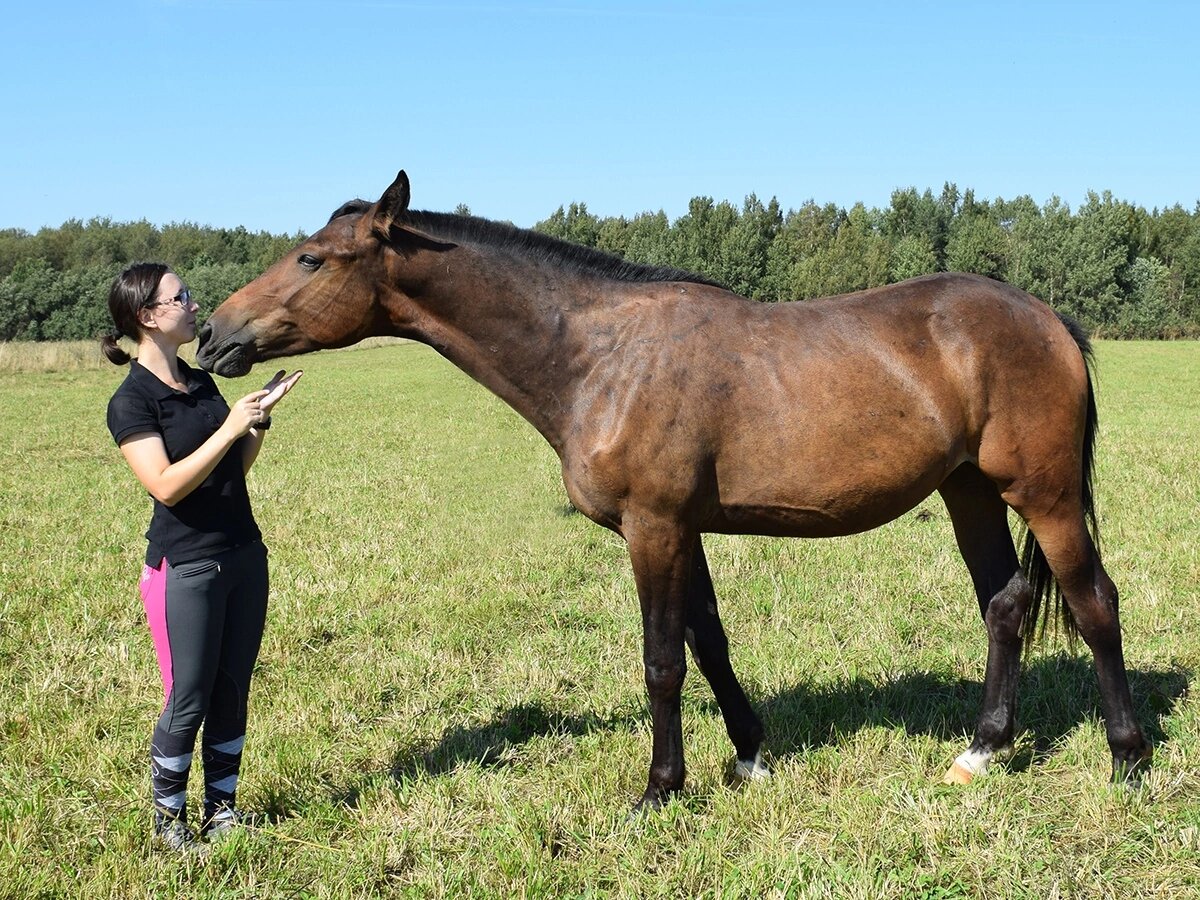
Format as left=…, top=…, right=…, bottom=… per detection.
left=1018, top=312, right=1098, bottom=652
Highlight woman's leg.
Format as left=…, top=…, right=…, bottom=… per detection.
left=142, top=556, right=227, bottom=831
left=201, top=541, right=269, bottom=825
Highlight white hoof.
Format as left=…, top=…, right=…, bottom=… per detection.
left=733, top=751, right=771, bottom=781
left=943, top=747, right=999, bottom=785
left=943, top=761, right=976, bottom=785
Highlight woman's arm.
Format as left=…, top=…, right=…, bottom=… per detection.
left=241, top=426, right=266, bottom=474
left=119, top=391, right=266, bottom=506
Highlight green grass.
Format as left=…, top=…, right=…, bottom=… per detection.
left=1, top=340, right=1197, bottom=898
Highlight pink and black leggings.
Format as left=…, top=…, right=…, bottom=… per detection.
left=139, top=540, right=268, bottom=824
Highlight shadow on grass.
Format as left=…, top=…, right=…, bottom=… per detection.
left=388, top=703, right=643, bottom=782
left=316, top=656, right=1187, bottom=809
left=756, top=655, right=1187, bottom=768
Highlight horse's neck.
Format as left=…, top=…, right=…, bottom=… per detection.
left=403, top=251, right=603, bottom=452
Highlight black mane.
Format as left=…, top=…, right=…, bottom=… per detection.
left=329, top=199, right=373, bottom=222
left=328, top=200, right=722, bottom=289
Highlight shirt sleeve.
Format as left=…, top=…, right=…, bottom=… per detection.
left=107, top=390, right=160, bottom=445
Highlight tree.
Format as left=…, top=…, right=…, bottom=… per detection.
left=762, top=201, right=844, bottom=301
left=1174, top=210, right=1200, bottom=330
left=794, top=203, right=889, bottom=298
left=0, top=258, right=58, bottom=340
left=249, top=230, right=305, bottom=271
left=595, top=216, right=630, bottom=258
left=1115, top=256, right=1175, bottom=337
left=712, top=194, right=781, bottom=299
left=945, top=209, right=1008, bottom=278
left=1142, top=204, right=1197, bottom=323
left=1063, top=191, right=1137, bottom=327
left=158, top=223, right=222, bottom=269
left=669, top=196, right=725, bottom=278
left=889, top=234, right=939, bottom=281
left=3, top=185, right=1200, bottom=341
left=622, top=211, right=672, bottom=267
left=884, top=185, right=953, bottom=268
left=181, top=261, right=260, bottom=321
left=39, top=264, right=117, bottom=341
left=534, top=202, right=600, bottom=247
left=1004, top=195, right=1072, bottom=310
left=0, top=259, right=119, bottom=341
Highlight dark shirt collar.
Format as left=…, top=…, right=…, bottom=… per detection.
left=129, top=357, right=204, bottom=401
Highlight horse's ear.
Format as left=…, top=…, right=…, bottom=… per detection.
left=372, top=170, right=457, bottom=253
left=373, top=171, right=411, bottom=234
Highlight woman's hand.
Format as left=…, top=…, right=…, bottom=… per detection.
left=225, top=390, right=271, bottom=437
left=260, top=369, right=303, bottom=417
left=237, top=370, right=301, bottom=473
left=224, top=370, right=302, bottom=437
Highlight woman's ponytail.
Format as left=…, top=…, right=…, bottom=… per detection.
left=100, top=329, right=131, bottom=365
left=101, top=262, right=169, bottom=366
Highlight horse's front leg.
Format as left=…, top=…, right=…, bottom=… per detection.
left=625, top=518, right=693, bottom=810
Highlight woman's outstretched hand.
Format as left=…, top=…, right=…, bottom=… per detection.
left=223, top=371, right=302, bottom=438
left=260, top=369, right=303, bottom=416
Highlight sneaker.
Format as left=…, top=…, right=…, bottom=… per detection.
left=201, top=807, right=263, bottom=841
left=154, top=811, right=203, bottom=854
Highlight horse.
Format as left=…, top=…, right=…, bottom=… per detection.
left=197, top=170, right=1151, bottom=809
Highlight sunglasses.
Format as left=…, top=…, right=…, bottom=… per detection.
left=151, top=288, right=193, bottom=309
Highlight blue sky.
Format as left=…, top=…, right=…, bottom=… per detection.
left=3, top=1, right=1197, bottom=235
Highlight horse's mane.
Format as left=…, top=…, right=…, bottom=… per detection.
left=329, top=200, right=723, bottom=289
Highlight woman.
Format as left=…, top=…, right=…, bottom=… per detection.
left=102, top=262, right=301, bottom=851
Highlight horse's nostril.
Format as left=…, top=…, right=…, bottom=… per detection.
left=197, top=322, right=212, bottom=349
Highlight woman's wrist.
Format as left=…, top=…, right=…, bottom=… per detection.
left=219, top=420, right=251, bottom=443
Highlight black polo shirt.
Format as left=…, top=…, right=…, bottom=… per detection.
left=107, top=358, right=262, bottom=565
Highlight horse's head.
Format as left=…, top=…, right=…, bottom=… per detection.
left=197, top=170, right=454, bottom=377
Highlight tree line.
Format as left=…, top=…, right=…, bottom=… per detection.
left=533, top=185, right=1200, bottom=339
left=0, top=221, right=302, bottom=342
left=3, top=184, right=1198, bottom=342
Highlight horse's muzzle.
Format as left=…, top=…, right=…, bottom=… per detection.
left=196, top=321, right=256, bottom=377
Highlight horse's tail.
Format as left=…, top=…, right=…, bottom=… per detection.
left=1018, top=312, right=1097, bottom=652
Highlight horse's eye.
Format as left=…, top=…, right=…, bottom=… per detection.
left=298, top=254, right=323, bottom=270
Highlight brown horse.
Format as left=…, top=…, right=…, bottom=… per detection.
left=198, top=171, right=1151, bottom=808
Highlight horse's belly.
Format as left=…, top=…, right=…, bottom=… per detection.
left=709, top=432, right=961, bottom=538
left=710, top=481, right=940, bottom=538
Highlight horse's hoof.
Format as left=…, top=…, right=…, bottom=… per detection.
left=733, top=751, right=771, bottom=782
left=626, top=803, right=650, bottom=822
left=627, top=800, right=660, bottom=822
left=628, top=787, right=669, bottom=819
left=943, top=746, right=1002, bottom=785
left=1111, top=747, right=1153, bottom=786
left=943, top=761, right=975, bottom=785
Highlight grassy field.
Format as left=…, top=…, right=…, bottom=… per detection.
left=1, top=339, right=1197, bottom=898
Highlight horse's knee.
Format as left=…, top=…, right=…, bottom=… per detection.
left=644, top=659, right=686, bottom=696
left=985, top=572, right=1034, bottom=643
left=1069, top=581, right=1123, bottom=651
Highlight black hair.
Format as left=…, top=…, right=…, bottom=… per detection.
left=101, top=262, right=170, bottom=365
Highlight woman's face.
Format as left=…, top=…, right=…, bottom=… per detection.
left=146, top=273, right=199, bottom=344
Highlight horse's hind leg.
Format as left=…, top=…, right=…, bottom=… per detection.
left=1015, top=511, right=1152, bottom=779
left=685, top=537, right=768, bottom=780
left=938, top=464, right=1033, bottom=784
